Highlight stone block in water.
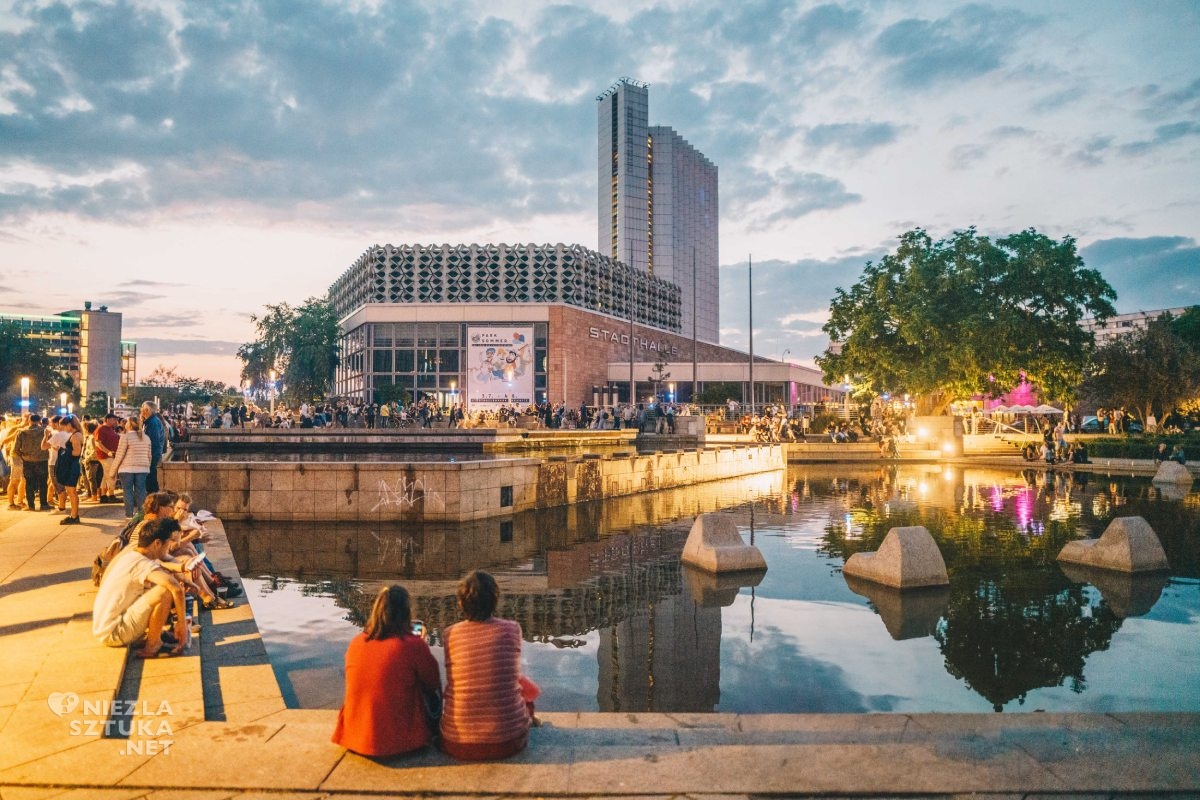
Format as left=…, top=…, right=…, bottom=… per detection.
left=842, top=526, right=949, bottom=589
left=1152, top=461, right=1193, bottom=486
left=681, top=514, right=767, bottom=574
left=1057, top=516, right=1169, bottom=573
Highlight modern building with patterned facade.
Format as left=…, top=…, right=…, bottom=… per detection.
left=598, top=78, right=719, bottom=343
left=0, top=301, right=136, bottom=404
left=329, top=243, right=681, bottom=330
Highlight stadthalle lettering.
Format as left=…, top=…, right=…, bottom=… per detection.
left=588, top=326, right=679, bottom=356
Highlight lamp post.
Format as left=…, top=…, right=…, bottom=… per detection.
left=781, top=348, right=791, bottom=362
left=269, top=370, right=276, bottom=414
left=19, top=377, right=29, bottom=410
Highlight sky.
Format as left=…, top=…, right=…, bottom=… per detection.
left=1, top=0, right=1198, bottom=387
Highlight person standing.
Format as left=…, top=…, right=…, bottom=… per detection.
left=141, top=402, right=167, bottom=493
left=332, top=585, right=442, bottom=758
left=54, top=415, right=84, bottom=524
left=15, top=415, right=49, bottom=511
left=94, top=413, right=123, bottom=503
left=111, top=416, right=152, bottom=519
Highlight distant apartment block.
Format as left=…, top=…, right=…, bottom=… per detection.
left=1081, top=307, right=1189, bottom=346
left=1, top=301, right=136, bottom=403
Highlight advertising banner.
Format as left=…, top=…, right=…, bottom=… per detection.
left=465, top=326, right=535, bottom=410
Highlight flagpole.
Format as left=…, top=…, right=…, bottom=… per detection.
left=748, top=254, right=754, bottom=415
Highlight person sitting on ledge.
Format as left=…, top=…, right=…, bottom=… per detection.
left=332, top=585, right=441, bottom=758
left=92, top=517, right=188, bottom=658
left=440, top=570, right=540, bottom=761
left=1170, top=444, right=1187, bottom=465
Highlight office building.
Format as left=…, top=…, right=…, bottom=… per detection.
left=598, top=78, right=719, bottom=342
left=1, top=302, right=135, bottom=404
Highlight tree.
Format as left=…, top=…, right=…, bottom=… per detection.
left=646, top=359, right=671, bottom=402
left=818, top=228, right=1116, bottom=414
left=1170, top=305, right=1200, bottom=351
left=1080, top=314, right=1200, bottom=423
left=0, top=319, right=72, bottom=410
left=239, top=297, right=340, bottom=404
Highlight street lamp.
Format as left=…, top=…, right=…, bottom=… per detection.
left=781, top=349, right=791, bottom=362
left=269, top=369, right=277, bottom=414
left=19, top=377, right=29, bottom=410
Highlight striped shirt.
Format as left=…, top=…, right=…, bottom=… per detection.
left=440, top=617, right=529, bottom=746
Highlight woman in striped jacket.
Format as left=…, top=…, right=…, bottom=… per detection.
left=110, top=416, right=152, bottom=519
left=440, top=570, right=539, bottom=761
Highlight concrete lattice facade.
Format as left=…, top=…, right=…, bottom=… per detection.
left=330, top=243, right=681, bottom=332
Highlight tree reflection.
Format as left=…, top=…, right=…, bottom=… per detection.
left=816, top=473, right=1125, bottom=711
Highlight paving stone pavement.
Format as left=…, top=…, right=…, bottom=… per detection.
left=0, top=498, right=1198, bottom=799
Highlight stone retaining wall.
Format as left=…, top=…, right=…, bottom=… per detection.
left=161, top=444, right=784, bottom=523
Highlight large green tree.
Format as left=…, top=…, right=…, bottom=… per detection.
left=0, top=320, right=72, bottom=410
left=817, top=228, right=1116, bottom=414
left=239, top=297, right=340, bottom=404
left=1081, top=314, right=1200, bottom=423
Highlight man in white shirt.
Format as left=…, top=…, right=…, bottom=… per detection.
left=92, top=517, right=188, bottom=658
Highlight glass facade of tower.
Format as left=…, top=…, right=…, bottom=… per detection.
left=597, top=78, right=719, bottom=343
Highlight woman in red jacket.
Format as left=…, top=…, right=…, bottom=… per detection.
left=332, top=585, right=441, bottom=758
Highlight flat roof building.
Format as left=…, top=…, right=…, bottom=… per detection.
left=0, top=301, right=136, bottom=404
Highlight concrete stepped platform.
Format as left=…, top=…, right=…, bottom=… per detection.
left=1, top=495, right=1197, bottom=797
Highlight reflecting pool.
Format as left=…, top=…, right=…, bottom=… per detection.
left=225, top=464, right=1200, bottom=713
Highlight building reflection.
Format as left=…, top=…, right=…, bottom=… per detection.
left=226, top=471, right=783, bottom=712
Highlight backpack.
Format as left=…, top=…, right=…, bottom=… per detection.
left=90, top=516, right=142, bottom=586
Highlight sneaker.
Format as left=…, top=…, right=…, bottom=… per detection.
left=59, top=516, right=81, bottom=525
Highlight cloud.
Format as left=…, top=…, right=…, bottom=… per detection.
left=1137, top=77, right=1200, bottom=120
left=96, top=290, right=168, bottom=308
left=719, top=249, right=888, bottom=364
left=135, top=314, right=203, bottom=328
left=1080, top=236, right=1200, bottom=311
left=875, top=5, right=1039, bottom=90
left=129, top=337, right=242, bottom=356
left=805, top=122, right=902, bottom=154
left=1068, top=135, right=1114, bottom=167
left=733, top=168, right=861, bottom=230
left=1119, top=122, right=1200, bottom=157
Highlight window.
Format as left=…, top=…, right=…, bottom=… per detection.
left=395, top=350, right=415, bottom=372
left=372, top=350, right=393, bottom=373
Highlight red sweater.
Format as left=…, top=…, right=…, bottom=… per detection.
left=332, top=633, right=441, bottom=757
left=440, top=617, right=530, bottom=747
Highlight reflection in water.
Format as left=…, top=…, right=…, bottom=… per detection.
left=227, top=465, right=1200, bottom=713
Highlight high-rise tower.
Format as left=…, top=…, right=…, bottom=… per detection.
left=597, top=78, right=719, bottom=343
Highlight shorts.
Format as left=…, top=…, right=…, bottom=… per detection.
left=101, top=590, right=160, bottom=647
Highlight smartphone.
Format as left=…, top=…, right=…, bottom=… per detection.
left=411, top=621, right=425, bottom=636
